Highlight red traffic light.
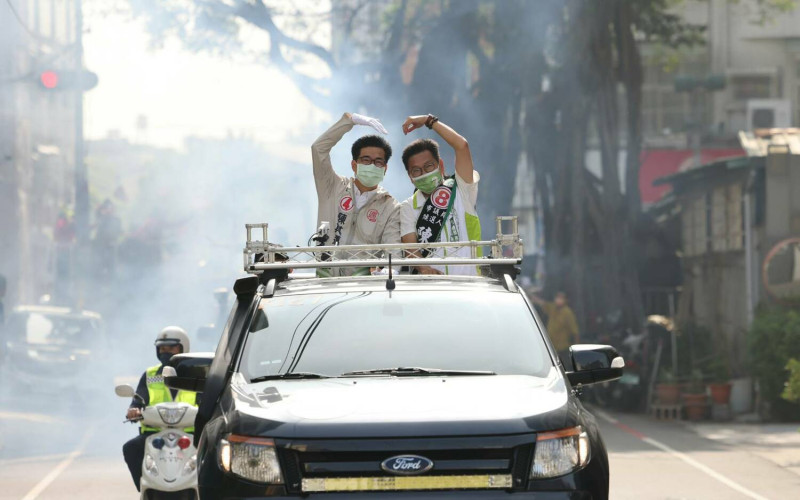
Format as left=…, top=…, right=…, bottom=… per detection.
left=40, top=71, right=59, bottom=89
left=36, top=69, right=98, bottom=91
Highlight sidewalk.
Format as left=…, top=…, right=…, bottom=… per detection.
left=686, top=420, right=800, bottom=477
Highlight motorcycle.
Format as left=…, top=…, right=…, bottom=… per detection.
left=587, top=316, right=674, bottom=412
left=115, top=384, right=199, bottom=500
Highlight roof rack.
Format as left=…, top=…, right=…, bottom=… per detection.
left=243, top=216, right=523, bottom=273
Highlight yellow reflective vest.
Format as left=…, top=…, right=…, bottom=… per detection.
left=140, top=364, right=197, bottom=434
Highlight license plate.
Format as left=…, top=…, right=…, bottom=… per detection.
left=302, top=474, right=513, bottom=492
left=620, top=373, right=640, bottom=385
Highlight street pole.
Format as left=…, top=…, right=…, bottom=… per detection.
left=744, top=171, right=756, bottom=328
left=74, top=0, right=88, bottom=242
left=693, top=89, right=702, bottom=167
left=73, top=0, right=89, bottom=304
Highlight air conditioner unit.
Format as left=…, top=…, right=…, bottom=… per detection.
left=746, top=99, right=792, bottom=130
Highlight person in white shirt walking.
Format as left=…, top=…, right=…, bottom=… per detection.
left=399, top=114, right=481, bottom=276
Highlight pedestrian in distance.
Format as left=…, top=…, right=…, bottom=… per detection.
left=530, top=291, right=580, bottom=369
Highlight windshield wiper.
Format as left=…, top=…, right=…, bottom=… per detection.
left=340, top=367, right=496, bottom=377
left=250, top=372, right=331, bottom=383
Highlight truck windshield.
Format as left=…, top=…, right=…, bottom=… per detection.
left=239, top=290, right=552, bottom=381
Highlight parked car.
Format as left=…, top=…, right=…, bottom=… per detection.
left=0, top=305, right=107, bottom=394
left=167, top=266, right=623, bottom=499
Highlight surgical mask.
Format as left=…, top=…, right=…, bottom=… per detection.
left=356, top=163, right=385, bottom=188
left=412, top=169, right=443, bottom=194
left=158, top=352, right=175, bottom=365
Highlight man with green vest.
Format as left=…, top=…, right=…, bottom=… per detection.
left=399, top=114, right=482, bottom=276
left=122, top=326, right=198, bottom=491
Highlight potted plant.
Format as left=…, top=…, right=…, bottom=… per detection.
left=707, top=357, right=732, bottom=405
left=683, top=369, right=708, bottom=421
left=655, top=368, right=680, bottom=405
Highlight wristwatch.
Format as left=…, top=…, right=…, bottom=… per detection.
left=425, top=114, right=439, bottom=129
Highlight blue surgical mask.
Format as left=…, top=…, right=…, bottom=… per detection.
left=356, top=163, right=385, bottom=188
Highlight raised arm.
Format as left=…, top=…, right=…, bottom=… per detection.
left=312, top=113, right=389, bottom=194
left=311, top=113, right=355, bottom=194
left=403, top=114, right=474, bottom=183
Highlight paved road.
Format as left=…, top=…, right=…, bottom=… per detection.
left=591, top=407, right=800, bottom=499
left=1, top=389, right=799, bottom=499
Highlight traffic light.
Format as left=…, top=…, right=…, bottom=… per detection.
left=36, top=69, right=98, bottom=91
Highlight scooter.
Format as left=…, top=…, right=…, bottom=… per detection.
left=115, top=384, right=199, bottom=500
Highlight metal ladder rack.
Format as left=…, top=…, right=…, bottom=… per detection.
left=243, top=216, right=523, bottom=273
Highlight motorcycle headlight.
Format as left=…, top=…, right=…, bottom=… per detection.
left=531, top=426, right=590, bottom=479
left=158, top=407, right=188, bottom=425
left=219, top=435, right=283, bottom=484
left=144, top=454, right=159, bottom=476
left=183, top=454, right=197, bottom=476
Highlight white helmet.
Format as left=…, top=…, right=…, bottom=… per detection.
left=154, top=326, right=190, bottom=355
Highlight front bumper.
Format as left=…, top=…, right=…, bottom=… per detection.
left=200, top=489, right=593, bottom=499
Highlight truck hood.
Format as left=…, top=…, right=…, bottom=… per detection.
left=227, top=369, right=575, bottom=438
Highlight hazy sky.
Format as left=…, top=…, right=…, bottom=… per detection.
left=83, top=4, right=329, bottom=151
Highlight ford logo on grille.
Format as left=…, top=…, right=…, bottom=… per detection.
left=381, top=455, right=434, bottom=476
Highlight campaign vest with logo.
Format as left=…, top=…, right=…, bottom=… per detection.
left=311, top=113, right=402, bottom=276
left=140, top=364, right=197, bottom=434
left=401, top=171, right=482, bottom=276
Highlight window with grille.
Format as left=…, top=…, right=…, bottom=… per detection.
left=683, top=184, right=743, bottom=256
left=732, top=76, right=772, bottom=100
left=682, top=195, right=709, bottom=257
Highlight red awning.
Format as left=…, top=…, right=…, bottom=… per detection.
left=640, top=149, right=744, bottom=205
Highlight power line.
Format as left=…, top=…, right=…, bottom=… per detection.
left=4, top=0, right=43, bottom=40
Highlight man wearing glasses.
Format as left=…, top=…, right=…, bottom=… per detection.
left=399, top=114, right=481, bottom=276
left=311, top=112, right=402, bottom=275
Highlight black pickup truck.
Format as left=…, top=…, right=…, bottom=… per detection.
left=167, top=272, right=622, bottom=499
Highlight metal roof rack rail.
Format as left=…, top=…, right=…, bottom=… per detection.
left=243, top=216, right=523, bottom=275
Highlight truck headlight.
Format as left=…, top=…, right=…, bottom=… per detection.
left=158, top=407, right=188, bottom=425
left=530, top=426, right=590, bottom=479
left=219, top=435, right=283, bottom=484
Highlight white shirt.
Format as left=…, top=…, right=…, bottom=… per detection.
left=400, top=171, right=480, bottom=275
left=354, top=184, right=377, bottom=210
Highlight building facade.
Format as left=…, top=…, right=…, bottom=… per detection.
left=643, top=0, right=800, bottom=151
left=0, top=0, right=80, bottom=305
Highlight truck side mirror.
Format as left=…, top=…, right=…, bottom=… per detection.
left=566, top=344, right=624, bottom=387
left=164, top=352, right=214, bottom=393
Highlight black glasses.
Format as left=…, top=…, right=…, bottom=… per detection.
left=357, top=156, right=387, bottom=168
left=409, top=162, right=438, bottom=178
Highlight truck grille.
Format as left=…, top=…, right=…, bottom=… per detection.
left=275, top=434, right=535, bottom=493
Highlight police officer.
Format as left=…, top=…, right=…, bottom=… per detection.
left=122, top=326, right=198, bottom=491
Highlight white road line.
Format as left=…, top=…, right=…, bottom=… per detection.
left=20, top=430, right=93, bottom=500
left=593, top=409, right=770, bottom=500
left=0, top=453, right=69, bottom=466
left=642, top=437, right=770, bottom=500
left=591, top=407, right=619, bottom=424
left=0, top=410, right=61, bottom=424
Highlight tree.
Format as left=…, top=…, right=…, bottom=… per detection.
left=125, top=0, right=792, bottom=331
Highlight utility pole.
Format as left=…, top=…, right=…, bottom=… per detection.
left=674, top=74, right=726, bottom=167
left=73, top=0, right=89, bottom=304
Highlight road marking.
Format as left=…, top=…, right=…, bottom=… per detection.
left=0, top=410, right=60, bottom=424
left=19, top=430, right=93, bottom=500
left=0, top=453, right=69, bottom=466
left=593, top=409, right=770, bottom=500
left=641, top=436, right=770, bottom=500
